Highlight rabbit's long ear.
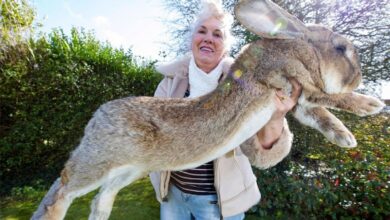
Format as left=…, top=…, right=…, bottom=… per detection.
left=235, top=0, right=308, bottom=39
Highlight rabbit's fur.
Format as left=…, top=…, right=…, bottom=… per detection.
left=234, top=0, right=384, bottom=148
left=31, top=0, right=385, bottom=219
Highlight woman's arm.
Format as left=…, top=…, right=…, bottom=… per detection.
left=257, top=78, right=302, bottom=149
left=239, top=78, right=302, bottom=169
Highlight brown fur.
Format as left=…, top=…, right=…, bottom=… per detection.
left=235, top=0, right=384, bottom=146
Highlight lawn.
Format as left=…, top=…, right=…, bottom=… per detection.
left=0, top=178, right=159, bottom=220
left=0, top=177, right=263, bottom=220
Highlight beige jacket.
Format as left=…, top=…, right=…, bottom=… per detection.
left=149, top=54, right=293, bottom=217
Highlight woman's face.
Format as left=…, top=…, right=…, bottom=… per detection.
left=191, top=17, right=226, bottom=73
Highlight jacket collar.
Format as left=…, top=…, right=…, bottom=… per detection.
left=155, top=53, right=234, bottom=79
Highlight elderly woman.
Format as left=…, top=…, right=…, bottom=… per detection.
left=150, top=1, right=301, bottom=219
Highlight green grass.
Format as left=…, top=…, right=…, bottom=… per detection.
left=0, top=177, right=263, bottom=220
left=0, top=178, right=159, bottom=220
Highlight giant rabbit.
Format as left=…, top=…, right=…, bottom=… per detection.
left=32, top=0, right=385, bottom=219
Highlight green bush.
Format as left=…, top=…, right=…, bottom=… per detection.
left=0, top=28, right=162, bottom=195
left=0, top=0, right=35, bottom=47
left=249, top=112, right=390, bottom=219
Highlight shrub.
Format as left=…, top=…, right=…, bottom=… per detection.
left=0, top=28, right=162, bottom=195
left=250, top=112, right=390, bottom=219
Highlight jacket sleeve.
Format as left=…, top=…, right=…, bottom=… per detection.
left=154, top=77, right=170, bottom=98
left=240, top=118, right=293, bottom=169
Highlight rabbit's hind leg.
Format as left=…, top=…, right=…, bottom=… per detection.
left=31, top=177, right=102, bottom=220
left=88, top=165, right=145, bottom=220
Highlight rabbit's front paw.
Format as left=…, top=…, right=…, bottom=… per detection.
left=356, top=96, right=385, bottom=116
left=330, top=129, right=357, bottom=148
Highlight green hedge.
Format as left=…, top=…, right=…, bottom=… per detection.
left=249, top=112, right=390, bottom=219
left=0, top=28, right=162, bottom=195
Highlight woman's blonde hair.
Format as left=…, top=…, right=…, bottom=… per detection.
left=189, top=0, right=234, bottom=54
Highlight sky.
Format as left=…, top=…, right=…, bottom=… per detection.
left=30, top=0, right=389, bottom=99
left=380, top=81, right=389, bottom=100
left=31, top=0, right=172, bottom=61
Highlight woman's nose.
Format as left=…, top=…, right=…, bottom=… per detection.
left=203, top=33, right=213, bottom=43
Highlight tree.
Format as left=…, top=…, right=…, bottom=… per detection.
left=329, top=0, right=390, bottom=89
left=162, top=0, right=389, bottom=85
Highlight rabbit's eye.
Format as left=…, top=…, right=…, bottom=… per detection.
left=335, top=45, right=346, bottom=54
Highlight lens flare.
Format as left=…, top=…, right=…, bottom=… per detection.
left=233, top=69, right=243, bottom=79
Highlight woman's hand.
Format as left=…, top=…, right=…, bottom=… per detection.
left=257, top=78, right=302, bottom=149
left=273, top=77, right=302, bottom=118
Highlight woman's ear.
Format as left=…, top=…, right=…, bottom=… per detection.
left=235, top=0, right=308, bottom=39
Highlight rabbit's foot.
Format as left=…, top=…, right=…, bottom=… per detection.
left=326, top=128, right=357, bottom=148
left=354, top=94, right=385, bottom=116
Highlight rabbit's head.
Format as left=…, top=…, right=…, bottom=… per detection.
left=235, top=0, right=362, bottom=94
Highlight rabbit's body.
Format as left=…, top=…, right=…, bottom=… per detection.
left=32, top=76, right=277, bottom=220
left=32, top=0, right=385, bottom=219
left=64, top=84, right=274, bottom=175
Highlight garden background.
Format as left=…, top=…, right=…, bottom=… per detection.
left=1, top=0, right=389, bottom=219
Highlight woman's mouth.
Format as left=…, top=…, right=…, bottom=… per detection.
left=200, top=46, right=214, bottom=53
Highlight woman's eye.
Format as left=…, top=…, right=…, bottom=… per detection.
left=198, top=30, right=206, bottom=34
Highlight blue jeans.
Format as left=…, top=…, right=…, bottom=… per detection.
left=160, top=184, right=245, bottom=220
